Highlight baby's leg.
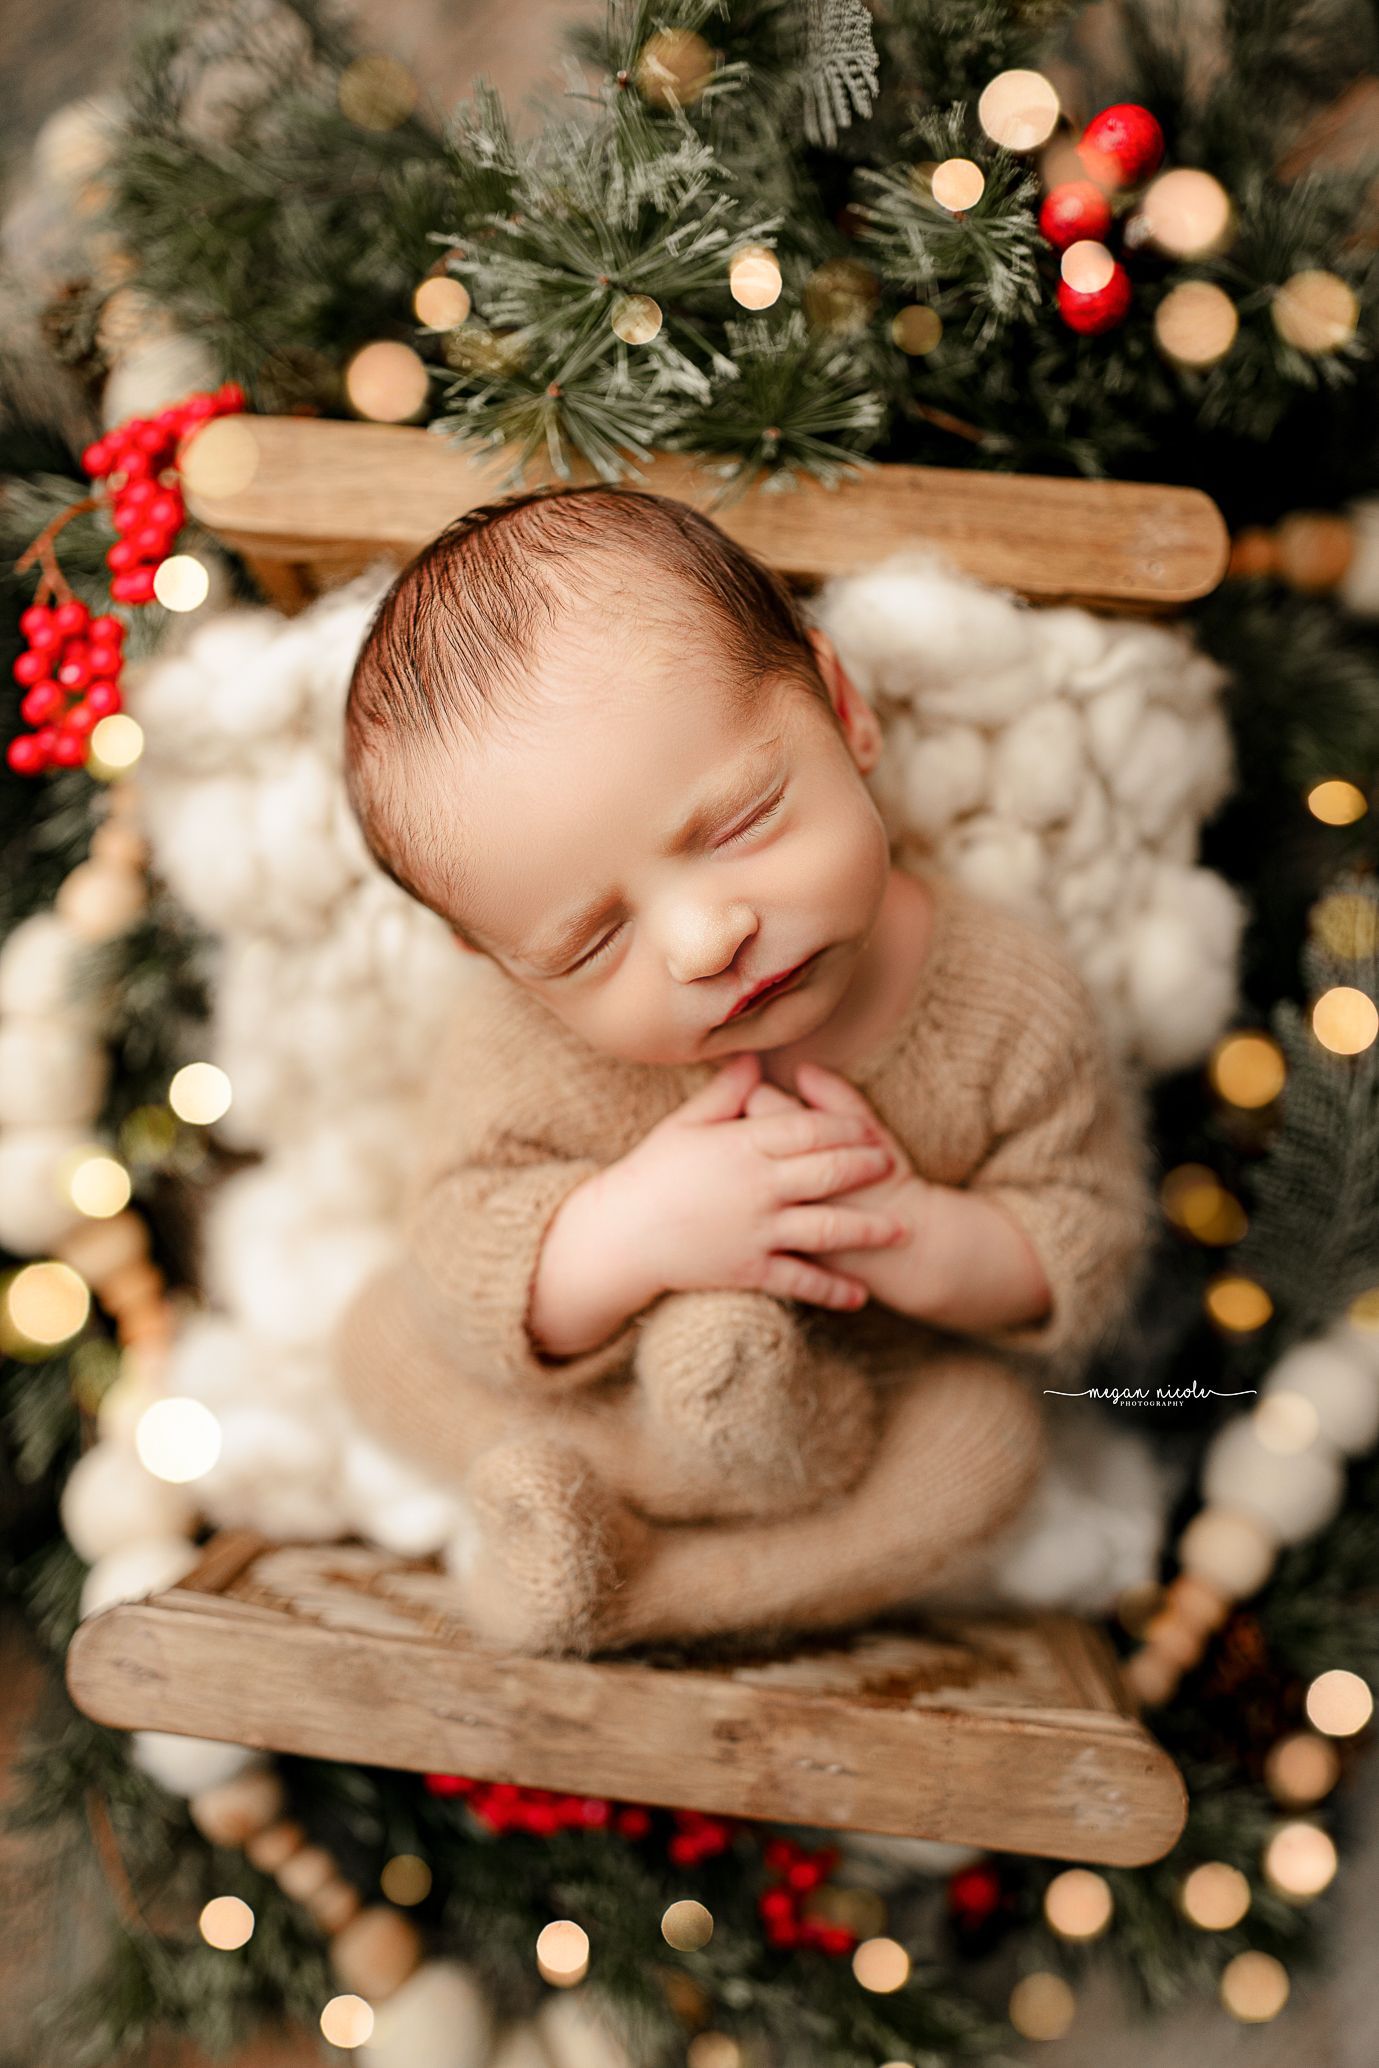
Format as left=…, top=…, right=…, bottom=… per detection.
left=596, top=1345, right=1047, bottom=1653
left=630, top=1289, right=880, bottom=1519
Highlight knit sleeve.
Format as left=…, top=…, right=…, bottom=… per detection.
left=966, top=964, right=1155, bottom=1375
left=403, top=1154, right=647, bottom=1395
left=395, top=975, right=650, bottom=1397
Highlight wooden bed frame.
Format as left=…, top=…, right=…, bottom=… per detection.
left=67, top=419, right=1226, bottom=1865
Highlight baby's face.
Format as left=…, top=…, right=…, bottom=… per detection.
left=446, top=617, right=892, bottom=1067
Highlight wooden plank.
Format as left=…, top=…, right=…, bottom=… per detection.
left=66, top=1543, right=1187, bottom=1866
left=182, top=416, right=1229, bottom=608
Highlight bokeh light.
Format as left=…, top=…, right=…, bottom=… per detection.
left=200, top=1896, right=255, bottom=1949
left=1208, top=1032, right=1286, bottom=1109
left=1273, top=270, right=1359, bottom=354
left=1263, top=1820, right=1338, bottom=1901
left=1220, top=1950, right=1289, bottom=2023
left=345, top=341, right=430, bottom=422
left=1306, top=1668, right=1373, bottom=1737
left=1254, top=1391, right=1322, bottom=1457
left=1154, top=281, right=1239, bottom=367
left=180, top=415, right=260, bottom=500
left=610, top=295, right=663, bottom=344
left=1141, top=168, right=1232, bottom=255
left=1160, top=1165, right=1248, bottom=1245
left=1264, top=1731, right=1341, bottom=1807
left=852, top=1936, right=910, bottom=1992
left=152, top=554, right=210, bottom=613
left=1043, top=1868, right=1113, bottom=1940
left=135, top=1396, right=222, bottom=1483
left=66, top=1152, right=133, bottom=1219
left=319, top=1994, right=375, bottom=2048
left=1180, top=1860, right=1251, bottom=1929
left=931, top=158, right=986, bottom=212
left=380, top=1854, right=432, bottom=1906
left=536, top=1918, right=589, bottom=1986
left=414, top=277, right=471, bottom=329
left=891, top=304, right=943, bottom=354
left=1312, top=985, right=1378, bottom=1054
left=1060, top=240, right=1115, bottom=292
left=977, top=70, right=1060, bottom=150
left=729, top=246, right=783, bottom=310
left=1008, top=1971, right=1076, bottom=2040
left=1307, top=779, right=1368, bottom=826
left=5, top=1260, right=90, bottom=1347
left=169, top=1061, right=233, bottom=1125
left=89, top=714, right=144, bottom=773
left=1205, top=1275, right=1273, bottom=1333
left=662, top=1898, right=714, bottom=1950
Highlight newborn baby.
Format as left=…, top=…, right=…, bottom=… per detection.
left=335, top=483, right=1153, bottom=1656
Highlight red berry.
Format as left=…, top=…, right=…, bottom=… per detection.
left=149, top=491, right=184, bottom=530
left=110, top=572, right=143, bottom=603
left=32, top=723, right=59, bottom=757
left=216, top=381, right=246, bottom=409
left=85, top=641, right=121, bottom=676
left=81, top=438, right=113, bottom=476
left=133, top=522, right=173, bottom=557
left=63, top=701, right=102, bottom=736
left=52, top=599, right=90, bottom=636
left=1057, top=261, right=1133, bottom=334
left=13, top=650, right=46, bottom=686
left=19, top=604, right=53, bottom=639
left=135, top=422, right=168, bottom=456
left=116, top=449, right=152, bottom=480
left=124, top=567, right=158, bottom=604
left=107, top=541, right=137, bottom=572
left=85, top=681, right=123, bottom=717
left=56, top=654, right=92, bottom=691
left=88, top=614, right=124, bottom=644
left=616, top=1807, right=651, bottom=1838
left=182, top=393, right=218, bottom=423
left=1039, top=180, right=1114, bottom=252
left=20, top=682, right=62, bottom=724
left=6, top=732, right=47, bottom=774
left=123, top=478, right=157, bottom=509
left=1078, top=102, right=1165, bottom=189
left=759, top=1888, right=795, bottom=1920
left=50, top=730, right=89, bottom=768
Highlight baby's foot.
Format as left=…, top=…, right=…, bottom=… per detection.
left=633, top=1290, right=880, bottom=1518
left=447, top=1434, right=652, bottom=1658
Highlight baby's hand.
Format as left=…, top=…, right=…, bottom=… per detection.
left=608, top=1052, right=911, bottom=1312
left=744, top=1062, right=923, bottom=1281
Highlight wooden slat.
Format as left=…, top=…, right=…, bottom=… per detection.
left=182, top=417, right=1229, bottom=609
left=66, top=1540, right=1187, bottom=1866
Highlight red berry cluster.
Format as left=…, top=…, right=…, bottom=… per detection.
left=757, top=1836, right=856, bottom=1956
left=8, top=383, right=247, bottom=778
left=424, top=1772, right=653, bottom=1839
left=1040, top=102, right=1166, bottom=337
left=10, top=601, right=126, bottom=774
left=81, top=382, right=245, bottom=604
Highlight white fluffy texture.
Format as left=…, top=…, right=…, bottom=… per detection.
left=0, top=910, right=110, bottom=1251
left=79, top=1536, right=200, bottom=1620
left=359, top=1960, right=497, bottom=2068
left=0, top=911, right=107, bottom=1026
left=811, top=547, right=1245, bottom=1072
left=129, top=1732, right=261, bottom=1796
left=0, top=1127, right=89, bottom=1252
left=0, top=1015, right=108, bottom=1128
left=108, top=552, right=1247, bottom=1590
left=60, top=1442, right=197, bottom=1562
left=1203, top=1415, right=1346, bottom=1545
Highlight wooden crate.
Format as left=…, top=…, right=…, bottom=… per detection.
left=68, top=1534, right=1188, bottom=1867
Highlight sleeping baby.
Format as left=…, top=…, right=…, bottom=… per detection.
left=333, top=483, right=1154, bottom=1657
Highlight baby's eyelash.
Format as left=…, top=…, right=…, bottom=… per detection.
left=563, top=789, right=787, bottom=975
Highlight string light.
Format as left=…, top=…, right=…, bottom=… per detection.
left=1273, top=270, right=1359, bottom=354
left=319, top=1994, right=375, bottom=2047
left=1160, top=1165, right=1248, bottom=1244
left=152, top=554, right=210, bottom=612
left=1154, top=281, right=1239, bottom=368
left=1307, top=778, right=1368, bottom=825
left=199, top=1896, right=255, bottom=1949
left=1253, top=1392, right=1322, bottom=1456
left=1262, top=1820, right=1338, bottom=1900
left=89, top=714, right=144, bottom=774
left=1205, top=1275, right=1272, bottom=1333
left=1305, top=1668, right=1373, bottom=1736
left=1141, top=168, right=1232, bottom=256
left=1042, top=1868, right=1113, bottom=1940
left=1265, top=1732, right=1341, bottom=1807
left=891, top=304, right=943, bottom=354
left=4, top=1260, right=90, bottom=1347
left=1312, top=985, right=1378, bottom=1054
left=1220, top=1950, right=1289, bottom=2023
left=1179, top=1861, right=1251, bottom=1929
left=1208, top=1032, right=1286, bottom=1109
left=728, top=246, right=782, bottom=310
left=135, top=1396, right=222, bottom=1483
left=169, top=1061, right=232, bottom=1125
left=1060, top=241, right=1116, bottom=293
left=1007, top=1972, right=1076, bottom=2040
left=65, top=1152, right=132, bottom=1218
left=413, top=277, right=471, bottom=329
left=661, top=1898, right=714, bottom=1950
left=931, top=158, right=986, bottom=212
left=379, top=1854, right=432, bottom=1905
left=337, top=54, right=417, bottom=130
left=852, top=1936, right=910, bottom=1992
left=977, top=70, right=1060, bottom=150
left=536, top=1919, right=589, bottom=1986
left=345, top=341, right=429, bottom=423
left=610, top=295, right=663, bottom=344
left=180, top=415, right=260, bottom=499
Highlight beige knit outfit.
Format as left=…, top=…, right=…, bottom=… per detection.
left=333, top=861, right=1155, bottom=1656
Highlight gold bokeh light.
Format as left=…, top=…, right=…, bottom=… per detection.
left=66, top=1151, right=132, bottom=1219
left=414, top=276, right=471, bottom=329
left=536, top=1918, right=589, bottom=1986
left=891, top=304, right=943, bottom=354
left=1306, top=1668, right=1373, bottom=1737
left=977, top=70, right=1060, bottom=151
left=1205, top=1274, right=1273, bottom=1333
left=1312, top=985, right=1379, bottom=1054
left=1141, top=168, right=1232, bottom=255
left=200, top=1896, right=255, bottom=1949
left=729, top=246, right=782, bottom=310
left=345, top=341, right=430, bottom=423
left=1273, top=270, right=1359, bottom=354
left=319, top=1994, right=375, bottom=2048
left=1043, top=1868, right=1113, bottom=1940
left=1180, top=1860, right=1251, bottom=1929
left=152, top=554, right=210, bottom=613
left=169, top=1061, right=232, bottom=1125
left=931, top=158, right=986, bottom=212
left=90, top=714, right=144, bottom=773
left=180, top=415, right=260, bottom=499
left=1262, top=1820, right=1338, bottom=1901
left=1008, top=1971, right=1076, bottom=2041
left=1060, top=240, right=1115, bottom=293
left=380, top=1854, right=432, bottom=1906
left=1220, top=1950, right=1289, bottom=2023
left=1307, top=778, right=1368, bottom=826
left=4, top=1260, right=90, bottom=1348
left=1154, top=281, right=1239, bottom=368
left=1264, top=1731, right=1341, bottom=1807
left=610, top=295, right=663, bottom=344
left=852, top=1936, right=910, bottom=1992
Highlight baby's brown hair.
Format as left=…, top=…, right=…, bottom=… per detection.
left=342, top=484, right=828, bottom=940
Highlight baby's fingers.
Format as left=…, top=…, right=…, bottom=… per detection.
left=776, top=1142, right=894, bottom=1201
left=756, top=1256, right=870, bottom=1310
left=772, top=1203, right=911, bottom=1254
